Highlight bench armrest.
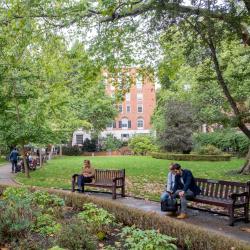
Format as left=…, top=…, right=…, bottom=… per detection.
left=229, top=192, right=249, bottom=200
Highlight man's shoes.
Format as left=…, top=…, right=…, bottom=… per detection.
left=165, top=211, right=177, bottom=216
left=177, top=213, right=188, bottom=219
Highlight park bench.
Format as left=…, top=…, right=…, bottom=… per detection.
left=192, top=178, right=250, bottom=226
left=71, top=169, right=125, bottom=199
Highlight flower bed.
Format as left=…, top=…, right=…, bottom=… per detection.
left=0, top=184, right=249, bottom=250
left=0, top=185, right=176, bottom=250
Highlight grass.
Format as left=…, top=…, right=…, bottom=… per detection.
left=0, top=157, right=7, bottom=165
left=15, top=156, right=249, bottom=200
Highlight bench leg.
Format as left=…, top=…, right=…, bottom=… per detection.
left=121, top=185, right=125, bottom=197
left=112, top=185, right=116, bottom=199
left=229, top=206, right=235, bottom=226
left=71, top=176, right=76, bottom=192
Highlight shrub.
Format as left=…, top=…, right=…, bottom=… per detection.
left=10, top=232, right=54, bottom=250
left=32, top=191, right=65, bottom=209
left=100, top=134, right=123, bottom=151
left=62, top=146, right=82, bottom=156
left=196, top=145, right=222, bottom=155
left=56, top=219, right=97, bottom=250
left=120, top=225, right=177, bottom=250
left=151, top=152, right=231, bottom=161
left=33, top=214, right=62, bottom=236
left=128, top=135, right=158, bottom=155
left=194, top=130, right=250, bottom=156
left=2, top=186, right=30, bottom=200
left=78, top=203, right=116, bottom=238
left=0, top=196, right=35, bottom=242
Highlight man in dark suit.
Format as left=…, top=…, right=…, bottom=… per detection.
left=172, top=163, right=201, bottom=219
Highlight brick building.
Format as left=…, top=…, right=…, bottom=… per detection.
left=72, top=68, right=156, bottom=145
left=101, top=68, right=156, bottom=140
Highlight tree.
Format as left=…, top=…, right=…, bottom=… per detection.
left=0, top=3, right=117, bottom=177
left=155, top=99, right=200, bottom=153
left=1, top=0, right=250, bottom=172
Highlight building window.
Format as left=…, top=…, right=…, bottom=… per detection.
left=137, top=104, right=143, bottom=113
left=137, top=119, right=144, bottom=129
left=125, top=93, right=130, bottom=101
left=137, top=93, right=143, bottom=101
left=113, top=121, right=116, bottom=128
left=128, top=120, right=131, bottom=128
left=107, top=122, right=113, bottom=128
left=118, top=104, right=123, bottom=113
left=76, top=135, right=83, bottom=144
left=136, top=75, right=143, bottom=89
left=126, top=105, right=131, bottom=112
left=121, top=118, right=128, bottom=129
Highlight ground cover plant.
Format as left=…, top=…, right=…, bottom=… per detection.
left=0, top=187, right=178, bottom=250
left=15, top=156, right=248, bottom=200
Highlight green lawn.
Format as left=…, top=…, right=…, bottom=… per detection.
left=15, top=156, right=249, bottom=200
left=0, top=157, right=7, bottom=165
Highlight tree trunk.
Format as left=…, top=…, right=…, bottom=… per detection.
left=21, top=144, right=30, bottom=178
left=239, top=146, right=250, bottom=174
left=39, top=148, right=42, bottom=167
left=59, top=144, right=62, bottom=156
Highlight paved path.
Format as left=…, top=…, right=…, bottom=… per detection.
left=0, top=163, right=19, bottom=186
left=0, top=167, right=249, bottom=244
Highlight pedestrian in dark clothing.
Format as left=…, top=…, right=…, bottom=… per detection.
left=9, top=148, right=19, bottom=173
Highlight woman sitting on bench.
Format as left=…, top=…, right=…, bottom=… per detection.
left=73, top=160, right=95, bottom=193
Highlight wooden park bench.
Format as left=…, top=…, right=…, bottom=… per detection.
left=72, top=169, right=125, bottom=199
left=193, top=178, right=250, bottom=226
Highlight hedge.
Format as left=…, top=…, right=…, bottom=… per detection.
left=194, top=130, right=250, bottom=156
left=0, top=184, right=249, bottom=250
left=151, top=152, right=231, bottom=161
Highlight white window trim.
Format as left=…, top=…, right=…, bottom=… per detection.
left=137, top=119, right=144, bottom=129
left=137, top=93, right=143, bottom=101
left=137, top=104, right=143, bottom=113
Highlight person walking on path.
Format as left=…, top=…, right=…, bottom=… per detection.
left=9, top=148, right=19, bottom=173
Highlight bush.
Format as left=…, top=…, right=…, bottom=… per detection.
left=100, top=134, right=123, bottom=151
left=194, top=130, right=250, bottom=156
left=78, top=203, right=116, bottom=238
left=151, top=152, right=231, bottom=161
left=128, top=135, right=158, bottom=155
left=62, top=146, right=82, bottom=156
left=0, top=195, right=36, bottom=242
left=120, top=225, right=177, bottom=250
left=56, top=219, right=97, bottom=250
left=33, top=214, right=62, bottom=236
left=196, top=145, right=222, bottom=155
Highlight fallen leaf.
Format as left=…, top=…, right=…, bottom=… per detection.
left=240, top=227, right=250, bottom=233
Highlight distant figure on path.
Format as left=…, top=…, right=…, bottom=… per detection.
left=9, top=148, right=19, bottom=173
